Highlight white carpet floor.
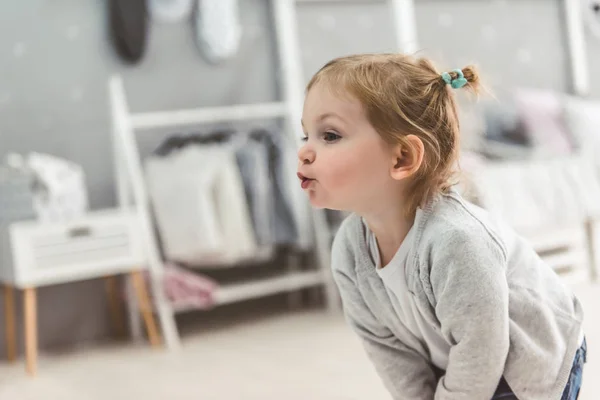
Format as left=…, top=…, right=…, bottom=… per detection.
left=0, top=282, right=597, bottom=400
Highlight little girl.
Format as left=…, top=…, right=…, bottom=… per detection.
left=297, top=53, right=586, bottom=400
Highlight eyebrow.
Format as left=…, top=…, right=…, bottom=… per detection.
left=319, top=112, right=344, bottom=123
left=300, top=112, right=345, bottom=128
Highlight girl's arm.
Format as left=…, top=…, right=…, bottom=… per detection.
left=429, top=230, right=510, bottom=400
left=333, top=268, right=437, bottom=399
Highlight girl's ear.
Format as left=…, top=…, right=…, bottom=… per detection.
left=390, top=135, right=425, bottom=181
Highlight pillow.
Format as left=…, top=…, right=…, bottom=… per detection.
left=481, top=98, right=528, bottom=146
left=512, top=88, right=574, bottom=156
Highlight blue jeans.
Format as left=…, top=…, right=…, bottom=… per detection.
left=434, top=338, right=587, bottom=400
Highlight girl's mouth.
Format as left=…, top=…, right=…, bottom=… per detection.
left=297, top=173, right=315, bottom=189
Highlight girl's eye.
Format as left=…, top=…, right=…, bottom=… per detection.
left=323, top=131, right=341, bottom=142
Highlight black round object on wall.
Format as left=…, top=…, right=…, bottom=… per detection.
left=109, top=0, right=149, bottom=64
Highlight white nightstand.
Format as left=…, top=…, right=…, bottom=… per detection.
left=0, top=208, right=161, bottom=376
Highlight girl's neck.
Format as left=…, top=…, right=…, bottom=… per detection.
left=361, top=202, right=415, bottom=267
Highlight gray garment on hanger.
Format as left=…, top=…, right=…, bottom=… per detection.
left=234, top=138, right=273, bottom=246
left=234, top=130, right=298, bottom=247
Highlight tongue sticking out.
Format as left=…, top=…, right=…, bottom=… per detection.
left=301, top=178, right=314, bottom=189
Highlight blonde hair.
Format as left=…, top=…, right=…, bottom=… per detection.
left=306, top=53, right=482, bottom=215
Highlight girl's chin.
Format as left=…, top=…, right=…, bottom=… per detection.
left=308, top=199, right=327, bottom=209
left=307, top=193, right=344, bottom=211
left=306, top=192, right=328, bottom=209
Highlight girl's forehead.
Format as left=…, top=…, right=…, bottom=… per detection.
left=304, top=83, right=364, bottom=119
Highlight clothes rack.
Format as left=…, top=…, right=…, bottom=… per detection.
left=110, top=75, right=333, bottom=350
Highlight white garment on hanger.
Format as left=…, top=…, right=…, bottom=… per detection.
left=146, top=145, right=257, bottom=267
left=194, top=0, right=242, bottom=64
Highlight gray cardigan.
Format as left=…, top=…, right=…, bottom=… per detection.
left=331, top=190, right=584, bottom=400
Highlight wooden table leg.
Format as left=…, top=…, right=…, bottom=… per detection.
left=286, top=253, right=303, bottom=309
left=130, top=271, right=161, bottom=348
left=4, top=284, right=16, bottom=362
left=105, top=276, right=126, bottom=339
left=23, top=287, right=37, bottom=376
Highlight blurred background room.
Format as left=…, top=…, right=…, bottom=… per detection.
left=1, top=0, right=600, bottom=399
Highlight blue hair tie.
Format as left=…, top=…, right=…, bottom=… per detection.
left=441, top=69, right=468, bottom=89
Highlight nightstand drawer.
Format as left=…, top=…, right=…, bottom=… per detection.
left=31, top=225, right=131, bottom=269
left=6, top=209, right=146, bottom=286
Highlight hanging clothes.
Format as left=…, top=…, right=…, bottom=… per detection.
left=146, top=127, right=309, bottom=269
left=193, top=0, right=242, bottom=64
left=152, top=130, right=235, bottom=156
left=152, top=128, right=303, bottom=248
left=145, top=144, right=258, bottom=267
left=234, top=133, right=273, bottom=246
left=247, top=127, right=313, bottom=250
left=235, top=129, right=299, bottom=247
left=108, top=0, right=149, bottom=64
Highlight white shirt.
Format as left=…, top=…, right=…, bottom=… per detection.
left=365, top=209, right=451, bottom=370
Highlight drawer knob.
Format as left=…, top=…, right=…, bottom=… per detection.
left=68, top=226, right=92, bottom=238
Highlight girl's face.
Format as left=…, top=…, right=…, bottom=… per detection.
left=298, top=82, right=398, bottom=212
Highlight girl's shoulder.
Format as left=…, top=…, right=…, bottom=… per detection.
left=413, top=191, right=512, bottom=303
left=416, top=190, right=509, bottom=267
